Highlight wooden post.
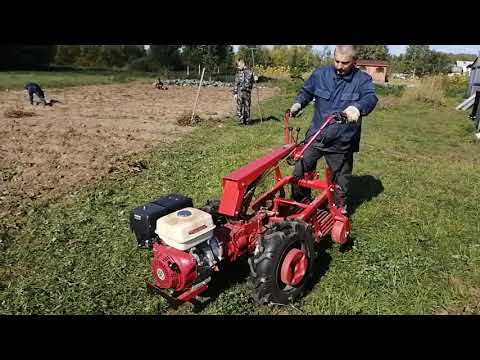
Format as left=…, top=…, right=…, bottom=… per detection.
left=198, top=64, right=201, bottom=76
left=187, top=65, right=189, bottom=76
left=191, top=67, right=206, bottom=123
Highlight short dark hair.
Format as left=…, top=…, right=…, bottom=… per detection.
left=335, top=45, right=358, bottom=60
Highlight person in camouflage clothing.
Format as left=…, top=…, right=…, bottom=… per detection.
left=233, top=59, right=255, bottom=125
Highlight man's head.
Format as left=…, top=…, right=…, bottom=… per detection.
left=334, top=45, right=358, bottom=76
left=237, top=59, right=246, bottom=70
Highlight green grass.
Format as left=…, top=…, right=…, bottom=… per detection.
left=0, top=69, right=154, bottom=90
left=1, top=80, right=479, bottom=315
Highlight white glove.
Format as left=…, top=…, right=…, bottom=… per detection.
left=343, top=106, right=361, bottom=122
left=290, top=103, right=301, bottom=116
left=234, top=94, right=238, bottom=101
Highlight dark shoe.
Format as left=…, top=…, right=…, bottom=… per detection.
left=333, top=192, right=348, bottom=215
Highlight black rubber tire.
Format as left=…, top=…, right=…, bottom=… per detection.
left=248, top=221, right=315, bottom=305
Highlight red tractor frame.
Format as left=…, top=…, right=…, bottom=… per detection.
left=147, top=110, right=351, bottom=306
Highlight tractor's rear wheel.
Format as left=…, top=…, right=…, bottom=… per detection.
left=248, top=221, right=315, bottom=305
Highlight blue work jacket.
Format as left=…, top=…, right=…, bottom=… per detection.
left=295, top=65, right=378, bottom=152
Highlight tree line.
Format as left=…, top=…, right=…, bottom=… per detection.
left=355, top=45, right=477, bottom=76
left=1, top=45, right=477, bottom=77
left=0, top=45, right=236, bottom=74
left=238, top=45, right=477, bottom=77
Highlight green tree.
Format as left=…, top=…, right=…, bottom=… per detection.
left=180, top=45, right=204, bottom=73
left=404, top=45, right=431, bottom=76
left=270, top=45, right=290, bottom=67
left=149, top=45, right=183, bottom=69
left=98, top=46, right=127, bottom=68
left=0, top=46, right=56, bottom=69
left=446, top=53, right=477, bottom=62
left=390, top=54, right=408, bottom=73
left=54, top=45, right=82, bottom=65
left=55, top=45, right=144, bottom=68
left=236, top=45, right=256, bottom=67
left=181, top=45, right=235, bottom=74
left=74, top=45, right=102, bottom=67
left=402, top=45, right=451, bottom=76
left=428, top=51, right=451, bottom=74
left=356, top=45, right=390, bottom=61
left=123, top=45, right=146, bottom=63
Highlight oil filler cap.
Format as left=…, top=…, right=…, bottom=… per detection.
left=177, top=210, right=192, bottom=217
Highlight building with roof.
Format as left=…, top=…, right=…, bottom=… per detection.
left=356, top=59, right=389, bottom=84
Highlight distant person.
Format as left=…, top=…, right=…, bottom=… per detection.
left=25, top=82, right=48, bottom=106
left=24, top=82, right=61, bottom=106
left=153, top=79, right=168, bottom=90
left=233, top=59, right=255, bottom=125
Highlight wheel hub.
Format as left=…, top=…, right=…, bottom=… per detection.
left=280, top=248, right=308, bottom=286
left=331, top=220, right=349, bottom=245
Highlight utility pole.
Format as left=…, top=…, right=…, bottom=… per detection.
left=247, top=46, right=264, bottom=123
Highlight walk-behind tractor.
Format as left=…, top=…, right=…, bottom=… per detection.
left=129, top=110, right=351, bottom=306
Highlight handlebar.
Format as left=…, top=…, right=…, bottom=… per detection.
left=292, top=111, right=348, bottom=161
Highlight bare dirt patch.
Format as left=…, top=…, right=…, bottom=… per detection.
left=0, top=81, right=278, bottom=222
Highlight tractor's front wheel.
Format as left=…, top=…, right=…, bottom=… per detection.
left=248, top=221, right=315, bottom=305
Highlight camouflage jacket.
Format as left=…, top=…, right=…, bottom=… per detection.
left=233, top=68, right=255, bottom=95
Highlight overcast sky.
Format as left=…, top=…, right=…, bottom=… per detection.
left=232, top=45, right=480, bottom=55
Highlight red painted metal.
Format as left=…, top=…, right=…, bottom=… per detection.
left=284, top=111, right=291, bottom=144
left=296, top=178, right=329, bottom=191
left=218, top=144, right=296, bottom=217
left=250, top=175, right=293, bottom=212
left=331, top=221, right=349, bottom=245
left=177, top=283, right=209, bottom=302
left=273, top=198, right=308, bottom=209
left=288, top=192, right=329, bottom=222
left=293, top=114, right=338, bottom=161
left=151, top=243, right=198, bottom=291
left=216, top=213, right=266, bottom=261
left=148, top=110, right=354, bottom=305
left=274, top=166, right=282, bottom=182
left=312, top=210, right=335, bottom=240
left=280, top=248, right=308, bottom=286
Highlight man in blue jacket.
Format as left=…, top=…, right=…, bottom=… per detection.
left=25, top=82, right=48, bottom=106
left=290, top=45, right=378, bottom=215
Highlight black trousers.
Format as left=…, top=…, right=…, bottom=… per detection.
left=292, top=145, right=353, bottom=205
left=472, top=91, right=480, bottom=132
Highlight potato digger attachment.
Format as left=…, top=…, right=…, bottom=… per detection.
left=129, top=110, right=351, bottom=307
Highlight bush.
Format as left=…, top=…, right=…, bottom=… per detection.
left=400, top=76, right=447, bottom=106
left=443, top=75, right=469, bottom=99
left=254, top=65, right=291, bottom=79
